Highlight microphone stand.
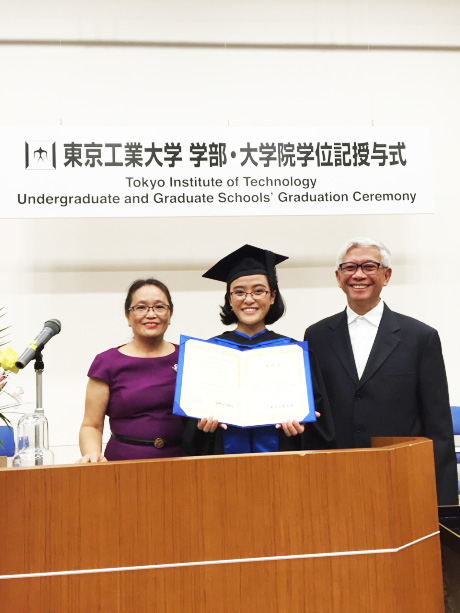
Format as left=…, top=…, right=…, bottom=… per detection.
left=13, top=342, right=56, bottom=468
left=35, top=345, right=45, bottom=411
left=33, top=346, right=45, bottom=466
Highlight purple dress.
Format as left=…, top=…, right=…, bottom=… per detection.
left=88, top=345, right=183, bottom=461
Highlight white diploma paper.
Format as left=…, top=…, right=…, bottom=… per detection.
left=178, top=339, right=313, bottom=427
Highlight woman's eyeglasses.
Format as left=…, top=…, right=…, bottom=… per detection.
left=128, top=304, right=170, bottom=315
left=230, top=290, right=271, bottom=300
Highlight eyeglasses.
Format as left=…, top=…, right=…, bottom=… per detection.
left=230, top=289, right=271, bottom=300
left=128, top=304, right=170, bottom=316
left=338, top=261, right=384, bottom=274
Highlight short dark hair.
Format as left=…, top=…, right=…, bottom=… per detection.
left=219, top=283, right=286, bottom=326
left=124, top=279, right=174, bottom=315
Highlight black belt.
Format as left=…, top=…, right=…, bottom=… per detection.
left=111, top=432, right=181, bottom=449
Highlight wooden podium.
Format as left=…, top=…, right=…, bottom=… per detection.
left=1, top=438, right=444, bottom=612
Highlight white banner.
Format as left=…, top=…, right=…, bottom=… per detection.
left=0, top=127, right=433, bottom=218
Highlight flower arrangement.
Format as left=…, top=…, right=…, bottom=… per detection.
left=0, top=308, right=24, bottom=447
left=0, top=347, right=22, bottom=424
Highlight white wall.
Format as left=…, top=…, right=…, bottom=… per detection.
left=1, top=0, right=460, bottom=451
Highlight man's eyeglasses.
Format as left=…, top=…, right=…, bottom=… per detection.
left=128, top=304, right=170, bottom=316
left=230, top=289, right=271, bottom=300
left=338, top=261, right=384, bottom=274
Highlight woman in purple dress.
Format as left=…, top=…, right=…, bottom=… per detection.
left=78, top=279, right=183, bottom=462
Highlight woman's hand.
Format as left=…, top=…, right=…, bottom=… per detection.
left=77, top=452, right=108, bottom=464
left=197, top=416, right=228, bottom=432
left=275, top=412, right=321, bottom=437
left=276, top=420, right=305, bottom=437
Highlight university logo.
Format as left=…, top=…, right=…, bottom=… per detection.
left=25, top=142, right=56, bottom=170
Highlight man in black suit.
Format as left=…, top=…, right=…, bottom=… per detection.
left=304, top=238, right=458, bottom=505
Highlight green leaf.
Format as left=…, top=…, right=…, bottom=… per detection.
left=0, top=415, right=13, bottom=450
left=0, top=413, right=12, bottom=427
left=0, top=307, right=10, bottom=347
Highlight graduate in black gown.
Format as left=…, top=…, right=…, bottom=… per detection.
left=182, top=244, right=335, bottom=455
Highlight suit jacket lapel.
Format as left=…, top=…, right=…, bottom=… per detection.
left=359, top=304, right=401, bottom=387
left=327, top=310, right=360, bottom=385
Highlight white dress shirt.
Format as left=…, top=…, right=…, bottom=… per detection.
left=347, top=300, right=384, bottom=379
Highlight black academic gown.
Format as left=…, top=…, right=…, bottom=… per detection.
left=182, top=329, right=336, bottom=456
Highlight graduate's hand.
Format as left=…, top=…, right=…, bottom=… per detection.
left=197, top=417, right=228, bottom=432
left=276, top=420, right=305, bottom=437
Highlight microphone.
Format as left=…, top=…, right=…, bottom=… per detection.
left=16, top=319, right=62, bottom=369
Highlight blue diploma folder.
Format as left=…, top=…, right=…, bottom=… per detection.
left=173, top=334, right=316, bottom=427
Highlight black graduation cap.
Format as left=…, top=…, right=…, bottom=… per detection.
left=202, top=244, right=288, bottom=289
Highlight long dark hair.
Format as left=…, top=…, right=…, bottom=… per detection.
left=124, top=279, right=174, bottom=315
left=219, top=281, right=286, bottom=325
